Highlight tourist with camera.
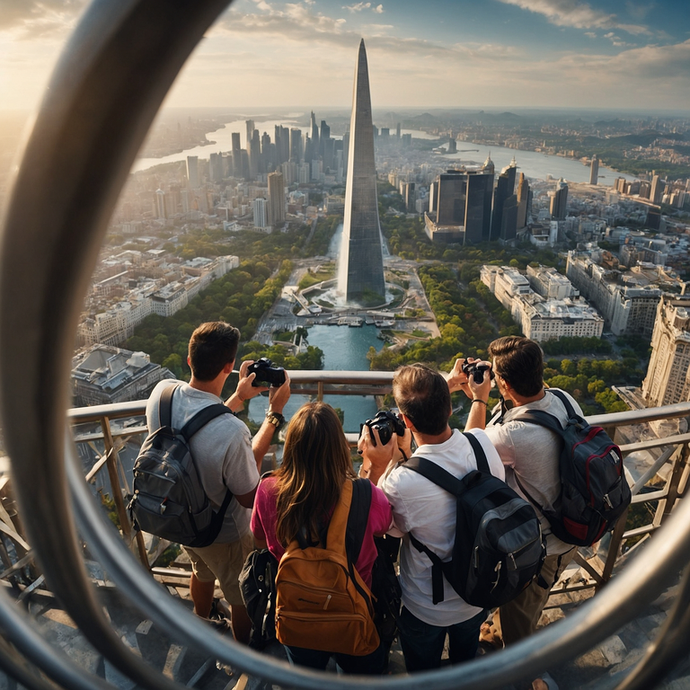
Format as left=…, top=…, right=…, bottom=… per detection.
left=145, top=322, right=290, bottom=642
left=250, top=402, right=392, bottom=673
left=358, top=363, right=502, bottom=671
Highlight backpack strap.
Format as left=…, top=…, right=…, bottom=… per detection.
left=548, top=389, right=583, bottom=422
left=158, top=382, right=179, bottom=428
left=181, top=402, right=234, bottom=441
left=347, top=478, right=372, bottom=566
left=404, top=456, right=466, bottom=605
left=462, top=432, right=490, bottom=474
left=167, top=389, right=235, bottom=522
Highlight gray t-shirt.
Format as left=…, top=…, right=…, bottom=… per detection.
left=145, top=379, right=259, bottom=544
left=484, top=388, right=582, bottom=556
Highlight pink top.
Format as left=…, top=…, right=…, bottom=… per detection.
left=251, top=476, right=392, bottom=589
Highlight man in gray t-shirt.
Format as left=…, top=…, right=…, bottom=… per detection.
left=146, top=322, right=290, bottom=643
left=450, top=337, right=577, bottom=687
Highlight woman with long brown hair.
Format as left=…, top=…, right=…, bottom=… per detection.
left=250, top=402, right=392, bottom=673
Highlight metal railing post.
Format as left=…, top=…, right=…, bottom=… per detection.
left=600, top=506, right=629, bottom=585
left=656, top=442, right=688, bottom=524
left=99, top=417, right=149, bottom=568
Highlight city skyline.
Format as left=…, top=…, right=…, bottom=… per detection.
left=2, top=0, right=690, bottom=113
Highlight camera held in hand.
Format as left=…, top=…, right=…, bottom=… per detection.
left=247, top=357, right=286, bottom=387
left=462, top=360, right=495, bottom=385
left=360, top=410, right=406, bottom=446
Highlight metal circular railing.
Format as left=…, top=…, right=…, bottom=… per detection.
left=1, top=0, right=689, bottom=688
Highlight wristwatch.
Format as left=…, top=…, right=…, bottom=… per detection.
left=265, top=411, right=285, bottom=431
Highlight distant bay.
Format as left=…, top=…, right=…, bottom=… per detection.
left=131, top=117, right=637, bottom=184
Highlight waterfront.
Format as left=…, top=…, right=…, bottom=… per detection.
left=248, top=324, right=382, bottom=432
left=132, top=116, right=636, bottom=184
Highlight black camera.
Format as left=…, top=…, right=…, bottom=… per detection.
left=360, top=410, right=406, bottom=446
left=462, top=360, right=495, bottom=384
left=247, top=357, right=286, bottom=387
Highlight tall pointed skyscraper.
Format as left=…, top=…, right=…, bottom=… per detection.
left=339, top=39, right=385, bottom=303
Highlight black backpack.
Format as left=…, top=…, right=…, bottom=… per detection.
left=239, top=547, right=279, bottom=650
left=405, top=433, right=546, bottom=609
left=349, top=479, right=402, bottom=658
left=128, top=384, right=234, bottom=548
left=514, top=389, right=631, bottom=547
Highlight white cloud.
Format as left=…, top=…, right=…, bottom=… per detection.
left=0, top=0, right=87, bottom=37
left=373, top=4, right=384, bottom=13
left=495, top=0, right=651, bottom=36
left=344, top=2, right=371, bottom=11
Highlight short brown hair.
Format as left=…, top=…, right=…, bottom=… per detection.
left=188, top=322, right=240, bottom=381
left=392, top=364, right=450, bottom=436
left=488, top=336, right=544, bottom=397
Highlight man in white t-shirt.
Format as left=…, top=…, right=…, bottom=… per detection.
left=359, top=363, right=501, bottom=672
left=146, top=322, right=290, bottom=643
left=451, top=336, right=578, bottom=689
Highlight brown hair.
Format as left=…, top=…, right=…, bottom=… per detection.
left=392, top=364, right=450, bottom=436
left=488, top=336, right=544, bottom=397
left=274, top=402, right=355, bottom=547
left=188, top=322, right=240, bottom=381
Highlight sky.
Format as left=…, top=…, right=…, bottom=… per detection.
left=1, top=0, right=690, bottom=113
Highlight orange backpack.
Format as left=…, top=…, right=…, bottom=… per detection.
left=274, top=480, right=380, bottom=656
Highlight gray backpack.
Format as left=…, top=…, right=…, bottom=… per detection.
left=128, top=384, right=233, bottom=547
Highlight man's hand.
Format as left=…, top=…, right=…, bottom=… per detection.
left=358, top=424, right=397, bottom=485
left=397, top=424, right=413, bottom=460
left=268, top=371, right=291, bottom=415
left=447, top=357, right=472, bottom=398
left=468, top=359, right=492, bottom=403
left=225, top=360, right=268, bottom=412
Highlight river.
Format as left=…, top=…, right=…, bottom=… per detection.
left=248, top=324, right=382, bottom=433
left=132, top=116, right=636, bottom=183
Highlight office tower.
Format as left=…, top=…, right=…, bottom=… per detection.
left=500, top=194, right=518, bottom=241
left=261, top=132, right=273, bottom=172
left=589, top=154, right=599, bottom=185
left=245, top=120, right=255, bottom=147
left=464, top=171, right=494, bottom=244
left=249, top=129, right=261, bottom=180
left=428, top=181, right=436, bottom=213
left=380, top=128, right=390, bottom=139
left=289, top=128, right=303, bottom=162
left=549, top=179, right=568, bottom=220
left=491, top=162, right=517, bottom=241
left=320, top=120, right=333, bottom=170
left=342, top=130, right=350, bottom=176
left=404, top=182, right=416, bottom=213
left=396, top=122, right=401, bottom=139
left=516, top=172, right=531, bottom=229
left=186, top=156, right=199, bottom=188
left=339, top=39, right=385, bottom=302
left=447, top=138, right=457, bottom=154
left=651, top=174, right=664, bottom=204
left=154, top=188, right=166, bottom=218
left=231, top=132, right=242, bottom=177
left=268, top=171, right=286, bottom=226
left=209, top=152, right=224, bottom=182
left=310, top=112, right=319, bottom=154
left=642, top=290, right=690, bottom=406
left=483, top=154, right=495, bottom=177
left=253, top=197, right=268, bottom=229
left=402, top=133, right=411, bottom=147
left=274, top=125, right=289, bottom=165
left=646, top=206, right=661, bottom=230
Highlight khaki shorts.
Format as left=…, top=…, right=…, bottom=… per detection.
left=183, top=532, right=254, bottom=606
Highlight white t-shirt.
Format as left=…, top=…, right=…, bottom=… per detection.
left=146, top=379, right=259, bottom=544
left=484, top=389, right=582, bottom=556
left=379, top=428, right=504, bottom=627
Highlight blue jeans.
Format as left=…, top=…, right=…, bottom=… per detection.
left=284, top=641, right=386, bottom=675
left=399, top=606, right=486, bottom=672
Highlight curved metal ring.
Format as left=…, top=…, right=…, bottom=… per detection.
left=1, top=0, right=689, bottom=688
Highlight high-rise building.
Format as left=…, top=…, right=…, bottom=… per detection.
left=289, top=128, right=303, bottom=162
left=253, top=197, right=268, bottom=229
left=549, top=179, right=568, bottom=220
left=651, top=174, right=664, bottom=204
left=310, top=112, right=319, bottom=154
left=186, top=156, right=200, bottom=188
left=339, top=39, right=385, bottom=302
left=589, top=154, right=599, bottom=185
left=249, top=129, right=261, bottom=180
left=642, top=289, right=690, bottom=407
left=261, top=131, right=273, bottom=172
left=245, top=119, right=255, bottom=148
left=491, top=161, right=517, bottom=241
left=464, top=171, right=493, bottom=244
left=268, top=171, right=285, bottom=227
left=231, top=132, right=242, bottom=177
left=500, top=194, right=519, bottom=241
left=516, top=172, right=531, bottom=229
left=396, top=122, right=401, bottom=139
